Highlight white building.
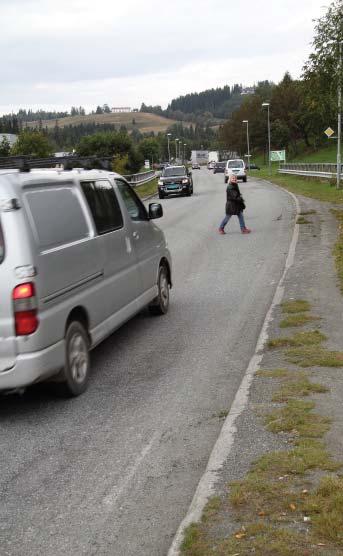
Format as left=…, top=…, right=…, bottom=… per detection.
left=111, top=107, right=132, bottom=113
left=0, top=133, right=17, bottom=147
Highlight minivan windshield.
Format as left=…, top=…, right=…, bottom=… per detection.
left=227, top=160, right=244, bottom=168
left=0, top=219, right=4, bottom=264
left=163, top=167, right=186, bottom=177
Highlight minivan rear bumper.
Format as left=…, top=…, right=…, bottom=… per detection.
left=0, top=340, right=65, bottom=390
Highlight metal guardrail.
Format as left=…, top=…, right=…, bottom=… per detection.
left=124, top=170, right=156, bottom=187
left=279, top=163, right=343, bottom=179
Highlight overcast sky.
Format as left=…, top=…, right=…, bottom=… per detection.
left=0, top=0, right=326, bottom=115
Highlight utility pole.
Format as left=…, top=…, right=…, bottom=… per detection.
left=167, top=133, right=171, bottom=163
left=337, top=41, right=342, bottom=189
left=262, top=103, right=271, bottom=175
left=242, top=120, right=250, bottom=170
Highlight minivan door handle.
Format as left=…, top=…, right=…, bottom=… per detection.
left=132, top=231, right=139, bottom=240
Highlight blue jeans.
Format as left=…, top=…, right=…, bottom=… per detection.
left=219, top=212, right=246, bottom=230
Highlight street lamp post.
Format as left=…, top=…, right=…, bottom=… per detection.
left=183, top=143, right=186, bottom=164
left=175, top=138, right=179, bottom=162
left=167, top=133, right=171, bottom=163
left=337, top=41, right=342, bottom=190
left=242, top=120, right=250, bottom=171
left=262, top=102, right=271, bottom=175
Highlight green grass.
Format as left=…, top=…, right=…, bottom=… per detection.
left=249, top=167, right=343, bottom=204
left=286, top=345, right=343, bottom=367
left=280, top=313, right=319, bottom=328
left=267, top=330, right=326, bottom=349
left=281, top=300, right=311, bottom=314
left=256, top=368, right=291, bottom=378
left=304, top=475, right=343, bottom=543
left=297, top=216, right=311, bottom=224
left=135, top=178, right=158, bottom=199
left=265, top=399, right=331, bottom=437
left=272, top=373, right=328, bottom=402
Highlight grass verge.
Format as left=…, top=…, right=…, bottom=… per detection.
left=250, top=168, right=343, bottom=204
left=265, top=399, right=331, bottom=437
left=135, top=178, right=158, bottom=199
left=271, top=373, right=328, bottom=402
left=286, top=345, right=343, bottom=367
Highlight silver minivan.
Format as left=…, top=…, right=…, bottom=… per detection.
left=0, top=168, right=172, bottom=396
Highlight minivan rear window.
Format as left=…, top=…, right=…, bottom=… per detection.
left=0, top=219, right=4, bottom=264
left=227, top=160, right=244, bottom=168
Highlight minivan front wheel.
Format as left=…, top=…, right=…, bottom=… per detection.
left=60, top=321, right=90, bottom=396
left=149, top=265, right=170, bottom=315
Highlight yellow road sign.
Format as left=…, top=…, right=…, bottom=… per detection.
left=324, top=127, right=335, bottom=138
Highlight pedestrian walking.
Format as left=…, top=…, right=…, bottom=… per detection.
left=218, top=174, right=251, bottom=234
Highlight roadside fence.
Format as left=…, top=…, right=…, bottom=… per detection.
left=124, top=170, right=156, bottom=187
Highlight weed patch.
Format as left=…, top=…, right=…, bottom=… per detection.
left=280, top=313, right=319, bottom=328
left=267, top=330, right=326, bottom=349
left=286, top=345, right=343, bottom=367
left=304, top=476, right=343, bottom=543
left=297, top=216, right=311, bottom=224
left=272, top=373, right=328, bottom=402
left=299, top=209, right=317, bottom=215
left=281, top=300, right=311, bottom=313
left=257, top=368, right=291, bottom=378
left=265, top=399, right=331, bottom=437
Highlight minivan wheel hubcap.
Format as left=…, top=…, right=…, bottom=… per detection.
left=69, top=333, right=88, bottom=384
left=160, top=272, right=169, bottom=308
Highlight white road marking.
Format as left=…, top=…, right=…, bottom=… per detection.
left=103, top=431, right=159, bottom=508
left=167, top=185, right=300, bottom=555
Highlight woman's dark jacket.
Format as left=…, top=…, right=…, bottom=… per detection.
left=225, top=183, right=245, bottom=215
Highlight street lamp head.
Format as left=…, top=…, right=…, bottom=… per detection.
left=167, top=133, right=171, bottom=137
left=262, top=102, right=270, bottom=107
left=242, top=120, right=248, bottom=123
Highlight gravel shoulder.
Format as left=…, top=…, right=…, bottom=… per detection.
left=174, top=181, right=343, bottom=554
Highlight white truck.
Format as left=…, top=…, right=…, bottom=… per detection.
left=208, top=151, right=219, bottom=164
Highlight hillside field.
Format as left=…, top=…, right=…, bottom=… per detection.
left=28, top=112, right=190, bottom=134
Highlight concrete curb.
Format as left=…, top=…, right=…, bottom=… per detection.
left=167, top=183, right=301, bottom=556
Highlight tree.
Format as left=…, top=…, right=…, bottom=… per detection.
left=11, top=130, right=54, bottom=158
left=303, top=1, right=343, bottom=125
left=0, top=136, right=11, bottom=157
left=138, top=138, right=160, bottom=162
left=95, top=106, right=103, bottom=114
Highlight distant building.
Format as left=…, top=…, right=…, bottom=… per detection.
left=111, top=107, right=132, bottom=113
left=241, top=87, right=255, bottom=95
left=0, top=133, right=17, bottom=147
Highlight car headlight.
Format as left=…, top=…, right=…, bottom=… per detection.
left=158, top=180, right=164, bottom=186
left=182, top=179, right=189, bottom=184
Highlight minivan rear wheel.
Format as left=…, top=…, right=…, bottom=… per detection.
left=149, top=265, right=170, bottom=315
left=59, top=321, right=90, bottom=396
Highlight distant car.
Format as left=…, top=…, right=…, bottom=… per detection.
left=213, top=162, right=226, bottom=174
left=192, top=162, right=200, bottom=169
left=248, top=163, right=260, bottom=170
left=224, top=159, right=247, bottom=183
left=158, top=165, right=193, bottom=198
left=207, top=161, right=215, bottom=170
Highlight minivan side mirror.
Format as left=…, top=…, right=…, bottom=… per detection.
left=149, top=203, right=163, bottom=219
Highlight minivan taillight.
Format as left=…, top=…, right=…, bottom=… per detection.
left=12, top=282, right=39, bottom=336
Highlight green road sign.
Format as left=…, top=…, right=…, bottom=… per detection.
left=270, top=150, right=286, bottom=162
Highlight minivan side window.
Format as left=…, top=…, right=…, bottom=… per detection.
left=115, top=180, right=148, bottom=221
left=81, top=180, right=123, bottom=234
left=25, top=185, right=89, bottom=249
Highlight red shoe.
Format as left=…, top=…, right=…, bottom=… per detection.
left=241, top=227, right=251, bottom=234
left=218, top=228, right=226, bottom=234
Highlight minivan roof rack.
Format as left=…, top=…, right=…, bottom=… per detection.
left=0, top=155, right=113, bottom=172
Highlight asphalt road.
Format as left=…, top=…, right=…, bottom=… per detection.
left=0, top=170, right=294, bottom=556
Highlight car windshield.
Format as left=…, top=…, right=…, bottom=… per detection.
left=227, top=160, right=244, bottom=168
left=0, top=219, right=4, bottom=264
left=163, top=167, right=186, bottom=177
left=216, top=163, right=225, bottom=167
